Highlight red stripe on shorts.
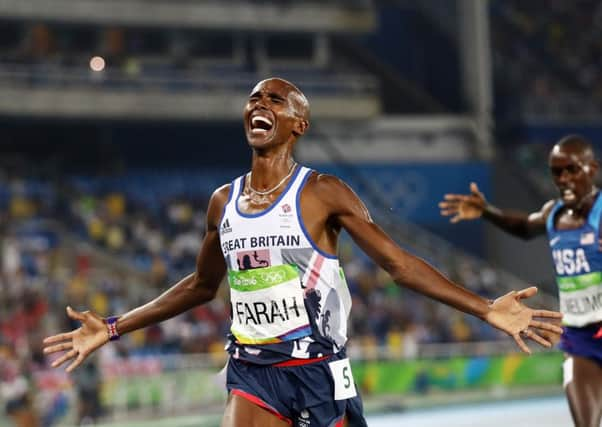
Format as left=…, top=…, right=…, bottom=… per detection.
left=231, top=389, right=292, bottom=425
left=272, top=355, right=330, bottom=367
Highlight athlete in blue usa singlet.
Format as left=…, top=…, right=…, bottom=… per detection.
left=546, top=194, right=602, bottom=360
left=441, top=135, right=602, bottom=427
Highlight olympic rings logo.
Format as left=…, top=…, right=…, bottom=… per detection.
left=232, top=270, right=289, bottom=286
left=258, top=270, right=286, bottom=284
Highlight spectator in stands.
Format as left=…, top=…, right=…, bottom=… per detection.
left=0, top=346, right=39, bottom=427
left=493, top=0, right=602, bottom=118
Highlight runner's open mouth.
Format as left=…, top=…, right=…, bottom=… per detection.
left=251, top=116, right=273, bottom=134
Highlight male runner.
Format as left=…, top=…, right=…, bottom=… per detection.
left=44, top=78, right=563, bottom=427
left=439, top=134, right=602, bottom=427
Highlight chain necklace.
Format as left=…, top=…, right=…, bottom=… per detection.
left=247, top=161, right=297, bottom=202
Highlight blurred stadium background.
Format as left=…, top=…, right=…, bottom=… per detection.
left=0, top=0, right=595, bottom=425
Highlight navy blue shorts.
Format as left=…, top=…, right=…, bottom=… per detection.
left=559, top=323, right=602, bottom=365
left=226, top=351, right=368, bottom=427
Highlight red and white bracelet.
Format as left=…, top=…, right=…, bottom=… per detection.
left=105, top=316, right=120, bottom=341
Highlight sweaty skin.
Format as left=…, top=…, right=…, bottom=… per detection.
left=44, top=78, right=563, bottom=427
left=439, top=134, right=602, bottom=427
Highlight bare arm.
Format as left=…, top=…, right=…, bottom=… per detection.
left=439, top=182, right=553, bottom=239
left=481, top=202, right=552, bottom=239
left=322, top=178, right=489, bottom=317
left=313, top=176, right=562, bottom=353
left=43, top=185, right=230, bottom=371
left=116, top=188, right=228, bottom=334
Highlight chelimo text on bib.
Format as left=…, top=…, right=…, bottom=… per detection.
left=558, top=271, right=602, bottom=326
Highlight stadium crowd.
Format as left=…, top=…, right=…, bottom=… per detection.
left=0, top=167, right=509, bottom=422
left=0, top=169, right=506, bottom=362
left=492, top=0, right=602, bottom=118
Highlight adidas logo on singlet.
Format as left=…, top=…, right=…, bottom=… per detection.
left=222, top=218, right=232, bottom=234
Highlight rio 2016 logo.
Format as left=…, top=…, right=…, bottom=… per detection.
left=258, top=270, right=286, bottom=284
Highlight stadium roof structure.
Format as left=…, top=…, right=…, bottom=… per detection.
left=0, top=0, right=376, bottom=33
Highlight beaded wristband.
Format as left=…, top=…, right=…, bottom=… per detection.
left=105, top=316, right=120, bottom=341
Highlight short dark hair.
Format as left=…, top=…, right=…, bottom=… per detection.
left=553, top=134, right=595, bottom=161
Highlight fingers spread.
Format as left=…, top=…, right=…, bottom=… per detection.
left=532, top=309, right=564, bottom=319
left=523, top=329, right=551, bottom=348
left=444, top=194, right=465, bottom=201
left=440, top=209, right=458, bottom=216
left=516, top=286, right=538, bottom=299
left=43, top=332, right=73, bottom=345
left=67, top=306, right=86, bottom=322
left=51, top=349, right=78, bottom=368
left=513, top=334, right=531, bottom=355
left=451, top=215, right=462, bottom=223
left=66, top=352, right=86, bottom=373
left=43, top=342, right=73, bottom=355
left=439, top=203, right=460, bottom=212
left=530, top=319, right=563, bottom=335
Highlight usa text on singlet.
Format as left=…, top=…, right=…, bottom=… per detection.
left=546, top=194, right=602, bottom=326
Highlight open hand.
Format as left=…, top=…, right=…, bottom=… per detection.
left=439, top=182, right=487, bottom=223
left=43, top=306, right=109, bottom=373
left=485, top=287, right=563, bottom=354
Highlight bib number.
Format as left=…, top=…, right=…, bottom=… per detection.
left=328, top=358, right=357, bottom=400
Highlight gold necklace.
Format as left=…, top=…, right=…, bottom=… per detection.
left=247, top=162, right=297, bottom=201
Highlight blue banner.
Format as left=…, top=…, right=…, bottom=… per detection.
left=308, top=162, right=491, bottom=225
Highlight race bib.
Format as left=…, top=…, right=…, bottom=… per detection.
left=229, top=264, right=311, bottom=344
left=328, top=358, right=357, bottom=400
left=557, top=273, right=602, bottom=326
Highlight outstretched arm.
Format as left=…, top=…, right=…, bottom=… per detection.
left=43, top=185, right=230, bottom=372
left=439, top=182, right=552, bottom=240
left=314, top=176, right=562, bottom=353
